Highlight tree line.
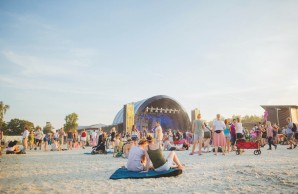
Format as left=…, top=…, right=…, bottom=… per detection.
left=0, top=101, right=79, bottom=135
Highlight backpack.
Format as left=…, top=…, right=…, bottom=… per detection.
left=292, top=123, right=297, bottom=133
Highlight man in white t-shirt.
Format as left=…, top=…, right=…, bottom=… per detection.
left=155, top=121, right=163, bottom=147
left=22, top=127, right=29, bottom=152
left=34, top=128, right=43, bottom=150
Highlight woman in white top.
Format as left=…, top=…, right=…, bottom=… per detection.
left=235, top=118, right=244, bottom=139
left=212, top=114, right=226, bottom=155
left=126, top=138, right=150, bottom=172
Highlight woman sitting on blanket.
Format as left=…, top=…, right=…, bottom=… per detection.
left=147, top=135, right=184, bottom=172
left=126, top=138, right=150, bottom=172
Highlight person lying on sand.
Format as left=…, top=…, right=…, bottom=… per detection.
left=163, top=138, right=186, bottom=151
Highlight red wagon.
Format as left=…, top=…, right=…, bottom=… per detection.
left=236, top=139, right=261, bottom=155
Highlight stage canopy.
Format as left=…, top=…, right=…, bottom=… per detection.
left=113, top=95, right=191, bottom=131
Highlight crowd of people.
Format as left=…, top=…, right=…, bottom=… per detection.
left=1, top=115, right=297, bottom=163
left=0, top=127, right=90, bottom=154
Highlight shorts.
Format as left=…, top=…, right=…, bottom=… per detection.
left=236, top=133, right=243, bottom=139
left=81, top=137, right=86, bottom=142
left=204, top=131, right=211, bottom=139
left=131, top=136, right=138, bottom=141
left=68, top=138, right=73, bottom=142
left=287, top=133, right=293, bottom=141
left=155, top=158, right=173, bottom=172
left=225, top=133, right=231, bottom=140
left=59, top=138, right=64, bottom=145
left=193, top=133, right=204, bottom=141
left=36, top=139, right=42, bottom=145
left=169, top=147, right=176, bottom=151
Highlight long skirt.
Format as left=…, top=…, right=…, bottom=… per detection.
left=213, top=132, right=226, bottom=147
left=92, top=138, right=97, bottom=146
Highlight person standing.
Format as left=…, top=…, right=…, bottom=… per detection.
left=0, top=129, right=4, bottom=156
left=58, top=128, right=65, bottom=151
left=54, top=130, right=59, bottom=142
left=203, top=123, right=211, bottom=152
left=230, top=119, right=236, bottom=151
left=28, top=130, right=35, bottom=150
left=67, top=130, right=74, bottom=150
left=235, top=118, right=244, bottom=139
left=34, top=128, right=43, bottom=150
left=22, top=127, right=29, bottom=152
left=212, top=114, right=226, bottom=155
left=286, top=117, right=297, bottom=149
left=190, top=114, right=204, bottom=156
left=266, top=121, right=277, bottom=150
left=92, top=130, right=97, bottom=146
left=131, top=125, right=140, bottom=146
left=155, top=121, right=163, bottom=148
left=81, top=129, right=87, bottom=149
left=110, top=127, right=116, bottom=149
left=224, top=119, right=231, bottom=153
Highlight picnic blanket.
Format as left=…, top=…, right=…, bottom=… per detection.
left=110, top=168, right=182, bottom=180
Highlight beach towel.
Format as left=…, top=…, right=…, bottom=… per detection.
left=110, top=168, right=182, bottom=180
left=84, top=150, right=113, bottom=155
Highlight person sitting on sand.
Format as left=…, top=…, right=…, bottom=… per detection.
left=146, top=135, right=184, bottom=172
left=123, top=139, right=134, bottom=158
left=51, top=140, right=58, bottom=151
left=126, top=138, right=151, bottom=171
left=164, top=138, right=186, bottom=151
left=6, top=140, right=23, bottom=154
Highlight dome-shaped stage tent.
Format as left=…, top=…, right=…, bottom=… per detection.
left=113, top=95, right=191, bottom=133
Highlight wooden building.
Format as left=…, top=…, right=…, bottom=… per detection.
left=260, top=105, right=298, bottom=127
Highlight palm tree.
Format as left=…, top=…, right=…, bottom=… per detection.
left=0, top=101, right=10, bottom=128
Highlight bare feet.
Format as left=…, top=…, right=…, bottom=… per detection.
left=178, top=164, right=185, bottom=170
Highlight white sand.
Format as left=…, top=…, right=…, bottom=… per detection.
left=0, top=145, right=297, bottom=194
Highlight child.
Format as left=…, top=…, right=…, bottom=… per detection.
left=113, top=133, right=121, bottom=157
left=51, top=141, right=58, bottom=151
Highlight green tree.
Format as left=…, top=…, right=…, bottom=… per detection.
left=0, top=101, right=10, bottom=130
left=4, top=118, right=34, bottom=135
left=241, top=115, right=263, bottom=123
left=64, top=113, right=79, bottom=132
left=43, top=122, right=54, bottom=134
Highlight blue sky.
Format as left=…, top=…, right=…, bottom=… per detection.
left=0, top=0, right=298, bottom=129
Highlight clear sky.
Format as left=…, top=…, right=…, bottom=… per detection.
left=0, top=0, right=298, bottom=129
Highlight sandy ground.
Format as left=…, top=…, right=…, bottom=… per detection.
left=0, top=145, right=297, bottom=194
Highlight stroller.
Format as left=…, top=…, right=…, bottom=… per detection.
left=91, top=133, right=107, bottom=155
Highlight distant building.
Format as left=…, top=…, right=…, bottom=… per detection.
left=77, top=123, right=106, bottom=133
left=260, top=105, right=298, bottom=127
